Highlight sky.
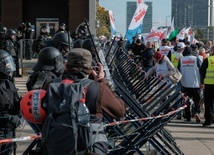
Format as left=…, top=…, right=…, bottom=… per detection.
left=99, top=0, right=171, bottom=36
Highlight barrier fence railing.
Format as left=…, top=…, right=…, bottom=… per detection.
left=103, top=44, right=186, bottom=155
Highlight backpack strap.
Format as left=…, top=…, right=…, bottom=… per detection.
left=33, top=71, right=57, bottom=90
left=76, top=78, right=99, bottom=116
left=79, top=78, right=94, bottom=88
left=52, top=76, right=62, bottom=83
left=33, top=71, right=48, bottom=89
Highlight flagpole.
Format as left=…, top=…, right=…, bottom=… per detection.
left=165, top=15, right=171, bottom=26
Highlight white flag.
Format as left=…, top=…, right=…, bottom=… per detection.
left=142, top=29, right=168, bottom=44
left=109, top=10, right=116, bottom=35
left=177, top=27, right=186, bottom=40
left=125, top=3, right=148, bottom=43
left=167, top=17, right=174, bottom=38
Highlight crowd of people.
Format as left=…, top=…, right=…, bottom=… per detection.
left=127, top=35, right=214, bottom=127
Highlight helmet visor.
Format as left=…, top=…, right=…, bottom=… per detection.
left=4, top=55, right=16, bottom=72
left=55, top=55, right=64, bottom=74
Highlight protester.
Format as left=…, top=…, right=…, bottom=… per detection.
left=178, top=47, right=201, bottom=123
left=144, top=51, right=176, bottom=85
left=141, top=41, right=155, bottom=72
left=198, top=46, right=207, bottom=61
left=200, top=45, right=214, bottom=126
left=169, top=42, right=185, bottom=67
left=158, top=38, right=171, bottom=57
left=205, top=40, right=212, bottom=57
left=42, top=48, right=126, bottom=154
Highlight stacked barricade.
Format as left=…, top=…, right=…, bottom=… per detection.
left=105, top=45, right=187, bottom=155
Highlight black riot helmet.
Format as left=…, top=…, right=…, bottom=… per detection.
left=73, top=39, right=83, bottom=48
left=6, top=29, right=17, bottom=38
left=33, top=47, right=64, bottom=74
left=52, top=32, right=72, bottom=47
left=19, top=22, right=26, bottom=30
left=25, top=22, right=32, bottom=28
left=59, top=23, right=66, bottom=27
left=0, top=50, right=16, bottom=75
left=82, top=38, right=99, bottom=58
left=40, top=24, right=50, bottom=35
left=52, top=32, right=73, bottom=55
left=0, top=26, right=7, bottom=34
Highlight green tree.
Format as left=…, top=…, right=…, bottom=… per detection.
left=194, top=28, right=204, bottom=41
left=96, top=6, right=111, bottom=38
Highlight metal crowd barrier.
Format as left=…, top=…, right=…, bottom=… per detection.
left=104, top=44, right=186, bottom=155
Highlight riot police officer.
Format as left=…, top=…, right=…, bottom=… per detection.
left=27, top=46, right=65, bottom=91
left=25, top=47, right=64, bottom=154
left=0, top=25, right=7, bottom=49
left=55, top=22, right=67, bottom=34
left=24, top=22, right=33, bottom=60
left=2, top=29, right=22, bottom=77
left=52, top=32, right=73, bottom=60
left=32, top=24, right=52, bottom=58
left=0, top=49, right=20, bottom=155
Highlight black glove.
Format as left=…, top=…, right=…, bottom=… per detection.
left=5, top=114, right=21, bottom=128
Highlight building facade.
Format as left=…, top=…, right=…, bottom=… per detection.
left=126, top=1, right=153, bottom=33
left=0, top=0, right=97, bottom=37
left=172, top=0, right=211, bottom=29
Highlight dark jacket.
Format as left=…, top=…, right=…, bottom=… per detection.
left=141, top=48, right=155, bottom=67
left=132, top=43, right=146, bottom=55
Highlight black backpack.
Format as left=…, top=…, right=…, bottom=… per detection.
left=42, top=78, right=108, bottom=155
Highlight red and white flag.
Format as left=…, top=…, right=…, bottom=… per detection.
left=192, top=37, right=199, bottom=44
left=150, top=26, right=157, bottom=32
left=142, top=29, right=168, bottom=44
left=177, top=27, right=186, bottom=40
left=185, top=27, right=193, bottom=35
left=137, top=0, right=144, bottom=6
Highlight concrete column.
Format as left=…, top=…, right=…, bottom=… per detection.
left=89, top=0, right=97, bottom=35
left=210, top=0, right=214, bottom=26
left=69, top=0, right=89, bottom=32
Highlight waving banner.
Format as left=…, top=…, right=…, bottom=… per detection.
left=137, top=0, right=144, bottom=6
left=109, top=10, right=116, bottom=36
left=142, top=29, right=168, bottom=44
left=177, top=27, right=186, bottom=40
left=125, top=3, right=148, bottom=43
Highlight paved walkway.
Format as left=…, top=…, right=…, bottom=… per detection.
left=165, top=111, right=214, bottom=155
left=13, top=111, right=214, bottom=155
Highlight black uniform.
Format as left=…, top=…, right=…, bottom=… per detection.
left=0, top=50, right=20, bottom=155
left=24, top=23, right=33, bottom=60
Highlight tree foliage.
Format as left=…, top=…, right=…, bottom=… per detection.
left=96, top=6, right=111, bottom=38
left=194, top=28, right=204, bottom=41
